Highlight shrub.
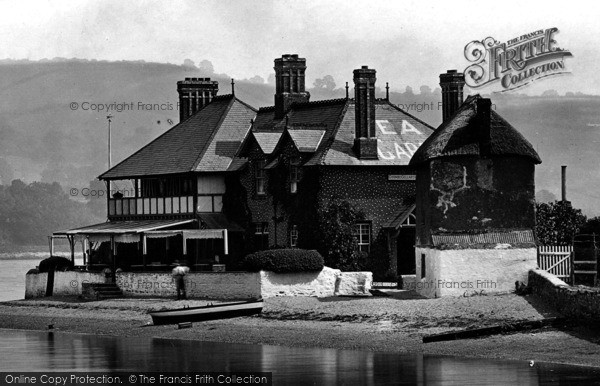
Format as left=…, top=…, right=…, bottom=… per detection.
left=243, top=249, right=324, bottom=273
left=38, top=256, right=73, bottom=273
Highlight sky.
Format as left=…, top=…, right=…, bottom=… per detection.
left=0, top=0, right=598, bottom=94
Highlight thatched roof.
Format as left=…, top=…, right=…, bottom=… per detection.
left=410, top=95, right=541, bottom=165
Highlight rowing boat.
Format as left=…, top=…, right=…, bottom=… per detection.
left=149, top=298, right=263, bottom=325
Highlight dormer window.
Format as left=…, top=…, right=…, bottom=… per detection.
left=255, top=159, right=266, bottom=195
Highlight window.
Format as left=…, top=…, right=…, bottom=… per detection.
left=353, top=222, right=371, bottom=252
left=289, top=159, right=299, bottom=194
left=254, top=222, right=269, bottom=250
left=255, top=160, right=266, bottom=195
left=289, top=225, right=299, bottom=248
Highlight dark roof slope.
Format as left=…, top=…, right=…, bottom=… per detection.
left=410, top=95, right=541, bottom=165
left=100, top=95, right=256, bottom=179
left=249, top=98, right=434, bottom=166
left=311, top=100, right=434, bottom=166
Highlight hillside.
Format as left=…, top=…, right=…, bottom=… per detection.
left=1, top=59, right=599, bottom=215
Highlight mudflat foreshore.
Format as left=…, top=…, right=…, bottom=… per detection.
left=1, top=291, right=600, bottom=368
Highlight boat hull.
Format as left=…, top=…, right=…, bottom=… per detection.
left=149, top=299, right=263, bottom=325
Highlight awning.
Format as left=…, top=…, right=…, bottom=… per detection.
left=54, top=219, right=197, bottom=235
left=145, top=229, right=225, bottom=239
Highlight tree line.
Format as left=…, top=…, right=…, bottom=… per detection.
left=0, top=180, right=104, bottom=248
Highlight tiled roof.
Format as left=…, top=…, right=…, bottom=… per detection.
left=288, top=129, right=326, bottom=152
left=383, top=202, right=416, bottom=229
left=431, top=229, right=535, bottom=246
left=249, top=98, right=434, bottom=166
left=410, top=95, right=542, bottom=165
left=308, top=100, right=435, bottom=166
left=253, top=132, right=283, bottom=154
left=100, top=95, right=256, bottom=179
left=226, top=157, right=248, bottom=171
left=199, top=213, right=244, bottom=231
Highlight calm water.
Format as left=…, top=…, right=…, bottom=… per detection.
left=1, top=329, right=599, bottom=385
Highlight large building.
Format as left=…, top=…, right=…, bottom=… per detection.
left=238, top=56, right=433, bottom=277
left=410, top=72, right=542, bottom=297
left=54, top=54, right=434, bottom=278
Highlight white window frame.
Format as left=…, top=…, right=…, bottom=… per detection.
left=255, top=159, right=266, bottom=195
left=289, top=159, right=299, bottom=194
left=290, top=225, right=299, bottom=248
left=354, top=222, right=371, bottom=252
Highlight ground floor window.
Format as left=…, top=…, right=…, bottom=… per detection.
left=289, top=224, right=299, bottom=248
left=254, top=222, right=269, bottom=250
left=354, top=222, right=371, bottom=252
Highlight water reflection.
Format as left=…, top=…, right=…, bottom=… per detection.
left=1, top=329, right=598, bottom=385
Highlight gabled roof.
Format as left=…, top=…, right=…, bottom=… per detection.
left=312, top=100, right=435, bottom=166
left=288, top=129, right=326, bottom=152
left=248, top=98, right=434, bottom=167
left=253, top=132, right=283, bottom=154
left=100, top=95, right=256, bottom=179
left=410, top=95, right=542, bottom=165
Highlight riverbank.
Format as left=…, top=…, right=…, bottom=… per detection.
left=1, top=291, right=599, bottom=368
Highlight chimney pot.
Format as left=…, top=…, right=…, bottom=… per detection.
left=353, top=66, right=378, bottom=160
left=440, top=70, right=466, bottom=122
left=177, top=77, right=219, bottom=122
left=561, top=165, right=567, bottom=202
left=274, top=54, right=310, bottom=119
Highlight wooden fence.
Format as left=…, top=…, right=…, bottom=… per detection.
left=537, top=245, right=572, bottom=281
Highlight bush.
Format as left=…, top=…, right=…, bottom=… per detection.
left=38, top=256, right=73, bottom=273
left=243, top=249, right=324, bottom=273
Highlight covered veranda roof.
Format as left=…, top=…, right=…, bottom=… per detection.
left=54, top=219, right=197, bottom=235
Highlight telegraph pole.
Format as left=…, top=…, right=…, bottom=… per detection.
left=107, top=114, right=113, bottom=192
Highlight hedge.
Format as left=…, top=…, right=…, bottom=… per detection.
left=38, top=256, right=73, bottom=273
left=243, top=249, right=324, bottom=273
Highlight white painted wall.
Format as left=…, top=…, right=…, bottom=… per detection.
left=25, top=272, right=47, bottom=299
left=53, top=271, right=107, bottom=296
left=415, top=247, right=538, bottom=298
left=336, top=272, right=373, bottom=296
left=260, top=267, right=341, bottom=298
left=25, top=271, right=106, bottom=298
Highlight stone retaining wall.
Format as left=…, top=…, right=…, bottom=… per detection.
left=25, top=271, right=107, bottom=298
left=529, top=268, right=600, bottom=321
left=25, top=268, right=373, bottom=300
left=116, top=272, right=261, bottom=300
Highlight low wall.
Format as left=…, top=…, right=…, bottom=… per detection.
left=25, top=268, right=372, bottom=300
left=25, top=271, right=107, bottom=299
left=260, top=267, right=372, bottom=298
left=261, top=267, right=341, bottom=298
left=115, top=272, right=261, bottom=300
left=415, top=247, right=538, bottom=298
left=336, top=272, right=373, bottom=296
left=25, top=272, right=48, bottom=299
left=53, top=271, right=107, bottom=296
left=529, top=269, right=600, bottom=321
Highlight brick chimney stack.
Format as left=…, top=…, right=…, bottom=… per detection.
left=177, top=77, right=219, bottom=122
left=439, top=70, right=465, bottom=122
left=274, top=54, right=310, bottom=119
left=353, top=66, right=378, bottom=160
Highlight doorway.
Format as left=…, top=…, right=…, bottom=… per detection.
left=397, top=227, right=416, bottom=276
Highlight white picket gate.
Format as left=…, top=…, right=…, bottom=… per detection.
left=537, top=245, right=572, bottom=280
